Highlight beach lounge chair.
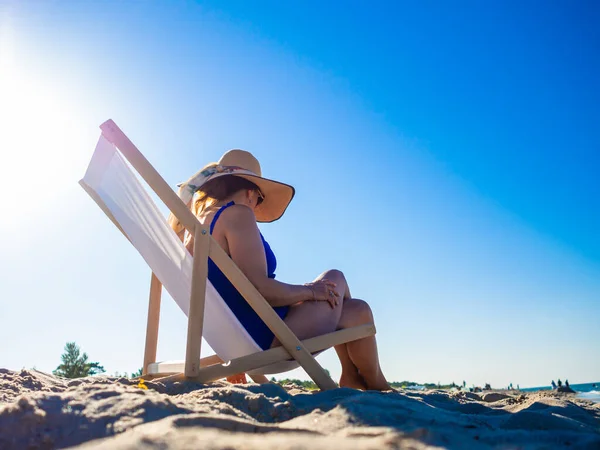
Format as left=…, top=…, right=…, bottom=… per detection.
left=79, top=120, right=375, bottom=390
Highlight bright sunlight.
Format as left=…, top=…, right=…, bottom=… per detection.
left=0, top=23, right=85, bottom=230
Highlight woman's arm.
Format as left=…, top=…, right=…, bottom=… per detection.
left=221, top=205, right=337, bottom=308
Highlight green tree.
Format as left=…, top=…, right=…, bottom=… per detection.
left=130, top=367, right=143, bottom=378
left=53, top=342, right=105, bottom=378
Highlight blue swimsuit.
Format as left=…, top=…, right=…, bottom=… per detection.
left=208, top=201, right=289, bottom=350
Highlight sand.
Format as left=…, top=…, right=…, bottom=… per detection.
left=1, top=369, right=599, bottom=449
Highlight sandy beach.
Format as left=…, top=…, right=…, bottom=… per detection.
left=1, top=368, right=599, bottom=449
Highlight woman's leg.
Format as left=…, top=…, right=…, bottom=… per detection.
left=337, top=298, right=391, bottom=391
left=334, top=338, right=367, bottom=390
left=317, top=271, right=390, bottom=390
left=273, top=270, right=390, bottom=391
left=272, top=269, right=346, bottom=342
left=329, top=275, right=368, bottom=390
left=272, top=270, right=364, bottom=387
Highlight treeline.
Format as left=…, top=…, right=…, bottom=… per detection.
left=271, top=378, right=459, bottom=390
left=389, top=381, right=457, bottom=390
left=270, top=377, right=320, bottom=390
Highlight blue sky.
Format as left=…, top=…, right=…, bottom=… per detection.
left=0, top=1, right=598, bottom=388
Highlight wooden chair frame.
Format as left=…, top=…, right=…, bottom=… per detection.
left=83, top=119, right=376, bottom=391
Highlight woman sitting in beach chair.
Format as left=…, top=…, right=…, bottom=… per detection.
left=169, top=150, right=391, bottom=391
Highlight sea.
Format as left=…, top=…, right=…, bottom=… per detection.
left=521, top=382, right=600, bottom=403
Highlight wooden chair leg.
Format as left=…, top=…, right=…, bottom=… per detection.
left=142, top=273, right=162, bottom=376
left=184, top=227, right=210, bottom=377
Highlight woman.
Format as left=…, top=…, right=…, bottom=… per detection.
left=169, top=149, right=391, bottom=391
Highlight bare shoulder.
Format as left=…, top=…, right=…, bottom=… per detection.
left=219, top=204, right=258, bottom=231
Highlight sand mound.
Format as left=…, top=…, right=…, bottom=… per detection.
left=1, top=369, right=599, bottom=449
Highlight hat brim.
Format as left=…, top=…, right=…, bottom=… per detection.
left=209, top=173, right=295, bottom=223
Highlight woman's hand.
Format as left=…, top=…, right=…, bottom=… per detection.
left=304, top=278, right=340, bottom=309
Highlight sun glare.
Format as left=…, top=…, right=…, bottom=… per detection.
left=0, top=29, right=85, bottom=230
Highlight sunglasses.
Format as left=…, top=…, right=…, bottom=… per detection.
left=256, top=189, right=265, bottom=206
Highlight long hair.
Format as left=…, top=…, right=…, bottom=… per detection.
left=168, top=172, right=260, bottom=241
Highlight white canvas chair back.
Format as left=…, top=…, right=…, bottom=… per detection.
left=81, top=135, right=299, bottom=374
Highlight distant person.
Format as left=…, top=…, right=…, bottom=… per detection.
left=551, top=380, right=557, bottom=389
left=565, top=380, right=570, bottom=388
left=593, top=383, right=597, bottom=388
left=558, top=379, right=562, bottom=387
left=517, top=384, right=520, bottom=390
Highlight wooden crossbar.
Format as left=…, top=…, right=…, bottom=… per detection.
left=144, top=355, right=269, bottom=384
left=194, top=324, right=375, bottom=384
left=153, top=324, right=376, bottom=384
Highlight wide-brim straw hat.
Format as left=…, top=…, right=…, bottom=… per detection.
left=179, top=149, right=295, bottom=223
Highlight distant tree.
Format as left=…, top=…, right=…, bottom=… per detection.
left=130, top=367, right=143, bottom=378
left=53, top=342, right=105, bottom=378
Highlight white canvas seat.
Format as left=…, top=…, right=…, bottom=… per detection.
left=80, top=135, right=299, bottom=374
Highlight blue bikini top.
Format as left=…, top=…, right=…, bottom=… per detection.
left=209, top=201, right=277, bottom=278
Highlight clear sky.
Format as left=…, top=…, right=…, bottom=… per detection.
left=1, top=1, right=598, bottom=388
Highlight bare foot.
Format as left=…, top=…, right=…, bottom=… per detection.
left=339, top=372, right=368, bottom=390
